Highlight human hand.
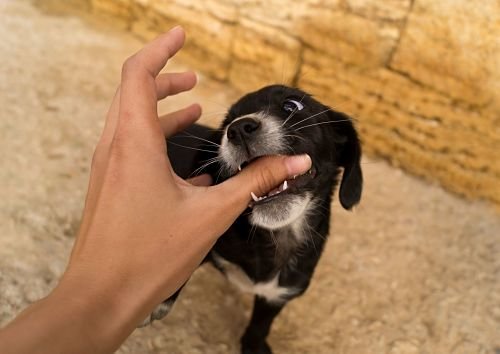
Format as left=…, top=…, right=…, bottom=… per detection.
left=58, top=27, right=312, bottom=349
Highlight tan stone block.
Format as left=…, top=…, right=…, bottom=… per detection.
left=239, top=0, right=342, bottom=30
left=296, top=8, right=400, bottom=68
left=299, top=48, right=500, bottom=205
left=154, top=0, right=238, bottom=23
left=390, top=0, right=500, bottom=107
left=229, top=18, right=302, bottom=92
left=153, top=2, right=234, bottom=51
left=199, top=0, right=239, bottom=23
left=346, top=0, right=412, bottom=21
left=129, top=1, right=236, bottom=80
left=130, top=1, right=179, bottom=40
left=91, top=0, right=132, bottom=24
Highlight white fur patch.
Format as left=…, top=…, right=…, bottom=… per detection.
left=139, top=300, right=174, bottom=327
left=212, top=252, right=297, bottom=304
left=250, top=193, right=312, bottom=231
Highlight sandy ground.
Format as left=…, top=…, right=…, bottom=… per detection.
left=1, top=2, right=499, bottom=353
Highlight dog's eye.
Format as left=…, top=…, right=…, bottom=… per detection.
left=283, top=99, right=304, bottom=113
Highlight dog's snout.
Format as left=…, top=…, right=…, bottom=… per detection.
left=227, top=118, right=261, bottom=145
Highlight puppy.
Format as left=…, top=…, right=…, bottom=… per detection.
left=143, top=85, right=363, bottom=354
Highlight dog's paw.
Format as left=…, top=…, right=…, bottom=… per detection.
left=137, top=300, right=174, bottom=328
left=241, top=339, right=273, bottom=354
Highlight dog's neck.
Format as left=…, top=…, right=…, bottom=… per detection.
left=254, top=205, right=323, bottom=270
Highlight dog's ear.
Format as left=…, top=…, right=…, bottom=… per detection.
left=329, top=112, right=363, bottom=210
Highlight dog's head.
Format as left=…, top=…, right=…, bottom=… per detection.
left=217, top=85, right=362, bottom=230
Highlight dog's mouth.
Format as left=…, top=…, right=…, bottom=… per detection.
left=235, top=158, right=317, bottom=208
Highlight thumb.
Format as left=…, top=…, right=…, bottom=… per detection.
left=210, top=154, right=312, bottom=216
left=186, top=173, right=212, bottom=186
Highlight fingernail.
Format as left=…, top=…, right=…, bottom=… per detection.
left=285, top=154, right=312, bottom=176
left=170, top=25, right=182, bottom=33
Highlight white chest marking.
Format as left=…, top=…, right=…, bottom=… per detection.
left=212, top=252, right=296, bottom=304
left=140, top=300, right=174, bottom=327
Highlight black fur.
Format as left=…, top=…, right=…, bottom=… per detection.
left=163, top=85, right=363, bottom=354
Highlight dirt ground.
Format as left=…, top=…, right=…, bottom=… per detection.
left=1, top=2, right=499, bottom=353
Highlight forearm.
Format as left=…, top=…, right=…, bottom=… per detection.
left=0, top=279, right=143, bottom=354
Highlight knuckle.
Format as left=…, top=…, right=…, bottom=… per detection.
left=255, top=164, right=277, bottom=193
left=122, top=55, right=140, bottom=75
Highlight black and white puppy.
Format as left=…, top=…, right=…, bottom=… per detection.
left=142, top=85, right=363, bottom=354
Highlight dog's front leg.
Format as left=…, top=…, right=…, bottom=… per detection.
left=138, top=286, right=183, bottom=327
left=241, top=296, right=284, bottom=354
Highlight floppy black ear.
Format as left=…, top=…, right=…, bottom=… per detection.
left=331, top=113, right=363, bottom=210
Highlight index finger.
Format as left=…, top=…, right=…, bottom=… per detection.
left=119, top=26, right=186, bottom=127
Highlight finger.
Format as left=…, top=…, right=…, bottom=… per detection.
left=119, top=27, right=186, bottom=128
left=159, top=103, right=202, bottom=137
left=209, top=154, right=312, bottom=215
left=186, top=174, right=212, bottom=186
left=156, top=71, right=197, bottom=100
left=129, top=26, right=185, bottom=78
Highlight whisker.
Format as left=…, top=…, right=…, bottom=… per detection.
left=303, top=220, right=319, bottom=255
left=293, top=119, right=352, bottom=132
left=189, top=157, right=220, bottom=177
left=308, top=230, right=318, bottom=255
left=247, top=224, right=258, bottom=243
left=197, top=143, right=221, bottom=149
left=201, top=110, right=227, bottom=118
left=179, top=131, right=221, bottom=147
left=284, top=145, right=297, bottom=155
left=198, top=156, right=220, bottom=165
left=215, top=165, right=224, bottom=184
left=308, top=224, right=327, bottom=241
left=194, top=96, right=228, bottom=110
left=314, top=203, right=330, bottom=214
left=269, top=230, right=278, bottom=250
left=281, top=93, right=307, bottom=127
left=282, top=134, right=307, bottom=142
left=207, top=127, right=227, bottom=132
left=167, top=141, right=219, bottom=154
left=265, top=94, right=271, bottom=117
left=282, top=108, right=298, bottom=127
left=288, top=108, right=332, bottom=128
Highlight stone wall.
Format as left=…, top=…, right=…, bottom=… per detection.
left=86, top=0, right=500, bottom=206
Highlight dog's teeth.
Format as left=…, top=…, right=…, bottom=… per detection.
left=251, top=192, right=259, bottom=202
left=283, top=180, right=288, bottom=190
left=238, top=165, right=242, bottom=171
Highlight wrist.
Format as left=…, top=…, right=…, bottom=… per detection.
left=0, top=284, right=125, bottom=354
left=52, top=269, right=152, bottom=353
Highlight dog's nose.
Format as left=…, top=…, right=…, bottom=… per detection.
left=226, top=118, right=261, bottom=145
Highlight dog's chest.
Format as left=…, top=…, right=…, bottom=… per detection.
left=212, top=251, right=295, bottom=304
